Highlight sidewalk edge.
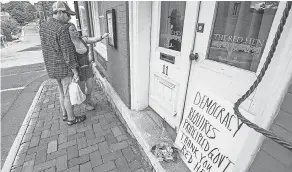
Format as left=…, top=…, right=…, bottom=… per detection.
left=2, top=80, right=47, bottom=172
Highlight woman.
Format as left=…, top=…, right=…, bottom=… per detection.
left=68, top=23, right=108, bottom=110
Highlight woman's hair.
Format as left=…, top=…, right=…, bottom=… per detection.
left=67, top=22, right=82, bottom=39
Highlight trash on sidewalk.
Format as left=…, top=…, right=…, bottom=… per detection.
left=151, top=142, right=179, bottom=162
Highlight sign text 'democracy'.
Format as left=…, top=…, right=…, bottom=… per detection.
left=175, top=88, right=254, bottom=172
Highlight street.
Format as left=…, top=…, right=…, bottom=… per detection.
left=1, top=22, right=48, bottom=168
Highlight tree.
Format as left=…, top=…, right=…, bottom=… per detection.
left=10, top=8, right=26, bottom=24
left=34, top=1, right=56, bottom=20
left=1, top=1, right=37, bottom=25
left=1, top=18, right=21, bottom=41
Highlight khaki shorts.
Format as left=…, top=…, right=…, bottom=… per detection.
left=56, top=76, right=72, bottom=98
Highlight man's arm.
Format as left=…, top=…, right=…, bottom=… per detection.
left=59, top=26, right=79, bottom=70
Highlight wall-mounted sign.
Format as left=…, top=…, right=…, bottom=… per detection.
left=106, top=9, right=117, bottom=48
left=175, top=87, right=254, bottom=172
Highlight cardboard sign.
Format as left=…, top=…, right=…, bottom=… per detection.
left=175, top=88, right=254, bottom=172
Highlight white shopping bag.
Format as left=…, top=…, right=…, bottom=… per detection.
left=69, top=81, right=86, bottom=105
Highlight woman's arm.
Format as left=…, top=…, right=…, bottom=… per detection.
left=83, top=33, right=109, bottom=44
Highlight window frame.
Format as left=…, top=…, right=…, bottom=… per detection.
left=89, top=2, right=108, bottom=61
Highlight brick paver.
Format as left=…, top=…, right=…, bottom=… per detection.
left=9, top=79, right=152, bottom=172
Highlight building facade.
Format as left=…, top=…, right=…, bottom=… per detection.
left=71, top=1, right=292, bottom=172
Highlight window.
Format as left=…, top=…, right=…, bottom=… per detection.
left=232, top=2, right=241, bottom=16
left=159, top=1, right=186, bottom=52
left=90, top=2, right=108, bottom=61
left=207, top=1, right=279, bottom=72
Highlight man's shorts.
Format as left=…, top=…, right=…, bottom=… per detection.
left=56, top=76, right=72, bottom=98
left=78, top=66, right=93, bottom=82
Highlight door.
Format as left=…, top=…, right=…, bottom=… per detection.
left=177, top=1, right=285, bottom=172
left=149, top=2, right=198, bottom=129
left=187, top=1, right=285, bottom=113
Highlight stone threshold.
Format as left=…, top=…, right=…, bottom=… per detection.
left=92, top=66, right=190, bottom=172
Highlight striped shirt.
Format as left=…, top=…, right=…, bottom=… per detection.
left=39, top=18, right=78, bottom=79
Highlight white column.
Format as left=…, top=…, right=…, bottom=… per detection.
left=129, top=1, right=152, bottom=110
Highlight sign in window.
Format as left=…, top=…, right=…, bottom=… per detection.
left=207, top=1, right=279, bottom=72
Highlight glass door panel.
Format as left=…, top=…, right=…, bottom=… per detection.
left=159, top=1, right=186, bottom=52
left=207, top=1, right=279, bottom=72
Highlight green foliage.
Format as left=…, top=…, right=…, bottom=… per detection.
left=38, top=1, right=55, bottom=12
left=1, top=18, right=21, bottom=41
left=1, top=1, right=37, bottom=25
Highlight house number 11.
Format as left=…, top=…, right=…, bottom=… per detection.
left=162, top=64, right=168, bottom=76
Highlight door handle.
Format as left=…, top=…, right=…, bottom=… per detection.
left=190, top=52, right=199, bottom=61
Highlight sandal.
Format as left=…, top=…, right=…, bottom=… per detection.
left=86, top=95, right=97, bottom=107
left=62, top=114, right=68, bottom=121
left=67, top=115, right=86, bottom=126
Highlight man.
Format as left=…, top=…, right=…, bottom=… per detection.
left=39, top=1, right=86, bottom=125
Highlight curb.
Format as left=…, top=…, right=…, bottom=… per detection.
left=1, top=80, right=48, bottom=172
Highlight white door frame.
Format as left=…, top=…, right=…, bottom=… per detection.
left=129, top=1, right=152, bottom=110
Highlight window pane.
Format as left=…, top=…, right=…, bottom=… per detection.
left=207, top=1, right=279, bottom=72
left=159, top=1, right=186, bottom=52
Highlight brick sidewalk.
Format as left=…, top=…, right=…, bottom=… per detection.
left=9, top=79, right=152, bottom=172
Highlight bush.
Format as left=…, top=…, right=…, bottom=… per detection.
left=1, top=19, right=21, bottom=41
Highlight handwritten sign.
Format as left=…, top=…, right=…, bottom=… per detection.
left=175, top=88, right=254, bottom=172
